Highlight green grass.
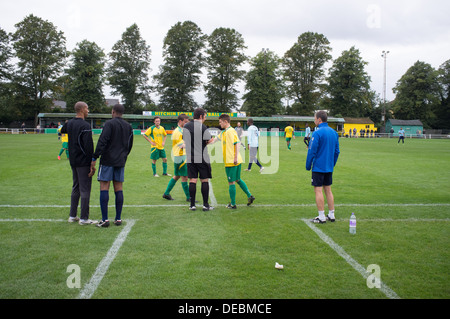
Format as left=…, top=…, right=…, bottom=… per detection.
left=0, top=134, right=449, bottom=299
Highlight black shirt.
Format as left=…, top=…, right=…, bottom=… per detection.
left=183, top=120, right=212, bottom=164
left=93, top=117, right=133, bottom=167
left=61, top=118, right=94, bottom=167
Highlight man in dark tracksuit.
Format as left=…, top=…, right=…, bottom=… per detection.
left=61, top=102, right=97, bottom=225
left=91, top=104, right=133, bottom=227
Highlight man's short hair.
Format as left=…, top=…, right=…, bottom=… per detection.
left=177, top=114, right=189, bottom=122
left=219, top=113, right=231, bottom=123
left=113, top=104, right=125, bottom=115
left=193, top=108, right=206, bottom=120
left=247, top=118, right=254, bottom=125
left=315, top=110, right=328, bottom=123
left=154, top=116, right=161, bottom=122
left=74, top=101, right=87, bottom=113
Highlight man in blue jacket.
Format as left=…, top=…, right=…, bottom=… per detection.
left=306, top=111, right=340, bottom=224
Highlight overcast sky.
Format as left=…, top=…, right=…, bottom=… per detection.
left=1, top=0, right=449, bottom=108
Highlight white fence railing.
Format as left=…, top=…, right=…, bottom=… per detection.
left=0, top=128, right=44, bottom=134
left=1, top=127, right=449, bottom=139
left=340, top=132, right=450, bottom=139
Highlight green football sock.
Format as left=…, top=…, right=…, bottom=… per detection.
left=182, top=181, right=190, bottom=200
left=164, top=178, right=177, bottom=195
left=237, top=179, right=251, bottom=198
left=229, top=184, right=236, bottom=206
left=163, top=162, right=168, bottom=174
left=152, top=163, right=156, bottom=175
left=59, top=148, right=64, bottom=156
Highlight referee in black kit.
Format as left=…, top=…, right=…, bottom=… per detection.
left=183, top=108, right=215, bottom=212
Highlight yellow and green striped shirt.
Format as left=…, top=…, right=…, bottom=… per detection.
left=171, top=126, right=185, bottom=157
left=218, top=127, right=242, bottom=167
left=144, top=125, right=167, bottom=150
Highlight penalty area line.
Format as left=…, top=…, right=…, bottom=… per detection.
left=302, top=219, right=400, bottom=299
left=77, top=219, right=136, bottom=299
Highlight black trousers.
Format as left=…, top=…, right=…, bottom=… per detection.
left=70, top=166, right=92, bottom=220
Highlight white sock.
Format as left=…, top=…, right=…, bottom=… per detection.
left=328, top=210, right=335, bottom=219
left=318, top=211, right=325, bottom=220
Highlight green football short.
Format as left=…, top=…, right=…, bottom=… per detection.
left=285, top=137, right=292, bottom=142
left=62, top=142, right=68, bottom=149
left=174, top=155, right=187, bottom=177
left=150, top=147, right=166, bottom=160
left=225, top=164, right=241, bottom=183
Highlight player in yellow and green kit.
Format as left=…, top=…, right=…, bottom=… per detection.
left=58, top=124, right=69, bottom=160
left=143, top=117, right=170, bottom=177
left=215, top=114, right=255, bottom=209
left=284, top=125, right=295, bottom=150
left=162, top=114, right=191, bottom=201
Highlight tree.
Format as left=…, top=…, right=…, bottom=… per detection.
left=65, top=40, right=106, bottom=113
left=12, top=14, right=67, bottom=123
left=242, top=49, right=284, bottom=117
left=392, top=60, right=440, bottom=127
left=0, top=27, right=18, bottom=124
left=0, top=27, right=13, bottom=83
left=324, top=46, right=376, bottom=117
left=203, top=27, right=247, bottom=112
left=282, top=32, right=332, bottom=115
left=433, top=60, right=450, bottom=129
left=107, top=24, right=152, bottom=114
left=154, top=21, right=206, bottom=111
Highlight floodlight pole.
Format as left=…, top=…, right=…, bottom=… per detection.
left=381, top=50, right=389, bottom=127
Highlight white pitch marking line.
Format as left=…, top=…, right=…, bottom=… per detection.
left=77, top=219, right=136, bottom=299
left=302, top=219, right=400, bottom=299
left=1, top=203, right=450, bottom=208
left=0, top=218, right=66, bottom=222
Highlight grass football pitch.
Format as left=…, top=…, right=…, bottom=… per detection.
left=0, top=133, right=449, bottom=299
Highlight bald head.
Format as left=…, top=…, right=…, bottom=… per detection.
left=74, top=102, right=89, bottom=119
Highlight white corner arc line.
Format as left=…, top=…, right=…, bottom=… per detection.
left=77, top=219, right=136, bottom=299
left=302, top=219, right=400, bottom=299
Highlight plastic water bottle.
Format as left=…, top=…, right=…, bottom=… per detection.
left=349, top=213, right=356, bottom=234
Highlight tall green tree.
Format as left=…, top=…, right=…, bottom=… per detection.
left=65, top=40, right=106, bottom=113
left=204, top=27, right=247, bottom=112
left=0, top=27, right=13, bottom=83
left=242, top=49, right=284, bottom=117
left=324, top=46, right=376, bottom=117
left=0, top=27, right=18, bottom=124
left=154, top=21, right=206, bottom=111
left=392, top=60, right=440, bottom=127
left=107, top=24, right=151, bottom=114
left=431, top=60, right=450, bottom=129
left=12, top=14, right=67, bottom=123
left=282, top=32, right=332, bottom=115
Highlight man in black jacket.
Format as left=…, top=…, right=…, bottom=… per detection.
left=91, top=104, right=133, bottom=227
left=61, top=102, right=97, bottom=225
